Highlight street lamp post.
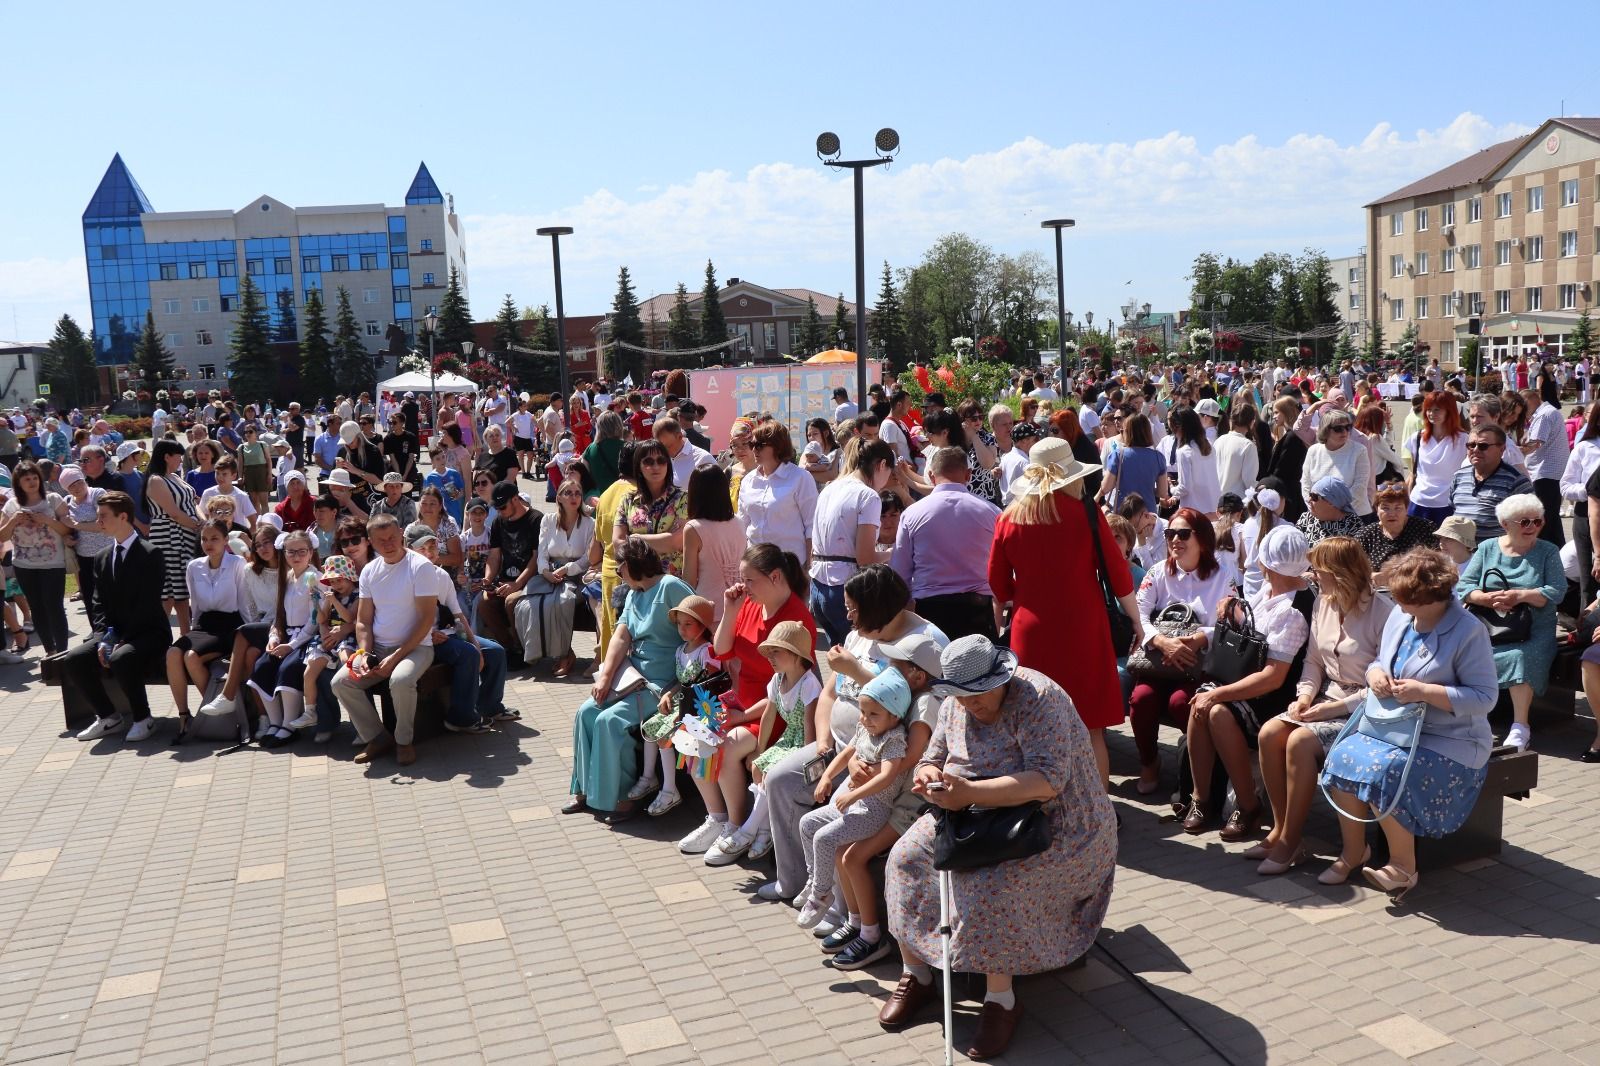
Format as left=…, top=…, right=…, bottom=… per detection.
left=816, top=129, right=899, bottom=408
left=424, top=309, right=439, bottom=436
left=537, top=227, right=575, bottom=405
left=1041, top=220, right=1075, bottom=397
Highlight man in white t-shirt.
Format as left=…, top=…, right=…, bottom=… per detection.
left=807, top=439, right=889, bottom=645
left=831, top=387, right=858, bottom=424
left=998, top=421, right=1042, bottom=500
left=654, top=416, right=714, bottom=487
left=539, top=397, right=565, bottom=451
left=330, top=514, right=437, bottom=766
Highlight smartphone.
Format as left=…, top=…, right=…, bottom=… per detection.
left=924, top=780, right=948, bottom=792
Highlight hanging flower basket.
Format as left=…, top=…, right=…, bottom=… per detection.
left=1189, top=328, right=1214, bottom=351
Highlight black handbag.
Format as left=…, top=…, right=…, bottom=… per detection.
left=933, top=800, right=1052, bottom=871
left=1125, top=603, right=1203, bottom=684
left=1202, top=596, right=1269, bottom=685
left=1468, top=566, right=1534, bottom=646
left=1084, top=495, right=1136, bottom=657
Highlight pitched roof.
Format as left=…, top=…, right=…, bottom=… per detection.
left=83, top=153, right=154, bottom=222
left=405, top=162, right=444, bottom=205
left=633, top=283, right=856, bottom=324
left=1367, top=117, right=1600, bottom=207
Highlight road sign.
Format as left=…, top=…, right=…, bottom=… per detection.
left=36, top=384, right=50, bottom=396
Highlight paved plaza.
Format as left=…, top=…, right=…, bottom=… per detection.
left=2, top=539, right=1599, bottom=1064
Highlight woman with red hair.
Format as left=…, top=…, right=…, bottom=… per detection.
left=1404, top=391, right=1467, bottom=523
left=1127, top=508, right=1237, bottom=794
left=1049, top=408, right=1105, bottom=502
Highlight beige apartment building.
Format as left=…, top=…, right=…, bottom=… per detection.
left=1365, top=117, right=1600, bottom=373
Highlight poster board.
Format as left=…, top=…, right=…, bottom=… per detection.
left=687, top=361, right=884, bottom=451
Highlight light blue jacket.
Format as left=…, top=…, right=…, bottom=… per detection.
left=1373, top=600, right=1497, bottom=769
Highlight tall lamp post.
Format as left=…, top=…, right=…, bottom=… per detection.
left=816, top=129, right=900, bottom=408
left=1041, top=219, right=1075, bottom=398
left=1194, top=292, right=1232, bottom=361
left=537, top=226, right=575, bottom=404
left=424, top=309, right=438, bottom=435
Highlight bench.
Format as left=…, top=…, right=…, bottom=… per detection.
left=1406, top=745, right=1540, bottom=870
left=1487, top=643, right=1580, bottom=727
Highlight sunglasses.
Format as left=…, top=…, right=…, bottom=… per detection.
left=338, top=536, right=364, bottom=547
left=474, top=479, right=493, bottom=487
left=1465, top=442, right=1501, bottom=452
left=639, top=456, right=668, bottom=467
left=1328, top=426, right=1350, bottom=434
left=1514, top=517, right=1544, bottom=529
left=1163, top=528, right=1196, bottom=542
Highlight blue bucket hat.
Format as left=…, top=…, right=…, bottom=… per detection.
left=860, top=668, right=912, bottom=719
left=1310, top=475, right=1355, bottom=517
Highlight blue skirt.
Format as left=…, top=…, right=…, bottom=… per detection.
left=1320, top=734, right=1487, bottom=838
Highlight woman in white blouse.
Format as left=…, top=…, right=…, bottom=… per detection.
left=1404, top=391, right=1468, bottom=522
left=246, top=530, right=320, bottom=747
left=165, top=519, right=248, bottom=743
left=1129, top=507, right=1238, bottom=795
left=1167, top=408, right=1222, bottom=518
left=737, top=421, right=818, bottom=564
left=1300, top=410, right=1372, bottom=519
left=516, top=475, right=596, bottom=676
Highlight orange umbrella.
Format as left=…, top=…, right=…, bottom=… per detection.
left=804, top=348, right=857, bottom=364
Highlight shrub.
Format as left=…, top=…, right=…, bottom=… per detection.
left=107, top=417, right=152, bottom=439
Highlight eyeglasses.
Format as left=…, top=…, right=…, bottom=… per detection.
left=1464, top=442, right=1501, bottom=452
left=1307, top=493, right=1322, bottom=503
left=285, top=547, right=312, bottom=557
left=1163, top=528, right=1195, bottom=542
left=1514, top=517, right=1544, bottom=530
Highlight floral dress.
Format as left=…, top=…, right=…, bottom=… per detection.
left=1295, top=511, right=1363, bottom=545
left=885, top=667, right=1117, bottom=975
left=641, top=641, right=721, bottom=742
left=619, top=486, right=688, bottom=574
left=753, top=670, right=822, bottom=775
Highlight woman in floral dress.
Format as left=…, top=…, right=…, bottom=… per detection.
left=613, top=438, right=688, bottom=574
left=880, top=636, right=1116, bottom=1061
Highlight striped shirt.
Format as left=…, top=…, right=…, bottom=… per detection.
left=1450, top=462, right=1535, bottom=544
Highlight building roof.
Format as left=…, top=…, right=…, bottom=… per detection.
left=1366, top=118, right=1600, bottom=207
left=83, top=153, right=154, bottom=222
left=405, top=162, right=444, bottom=206
left=634, top=282, right=856, bottom=324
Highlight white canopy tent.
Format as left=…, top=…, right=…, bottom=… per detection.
left=375, top=370, right=480, bottom=393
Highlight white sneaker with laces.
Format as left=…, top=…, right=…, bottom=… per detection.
left=76, top=715, right=125, bottom=741
left=0, top=649, right=25, bottom=665
left=1505, top=722, right=1532, bottom=751
left=704, top=829, right=754, bottom=867
left=198, top=693, right=237, bottom=717
left=677, top=816, right=726, bottom=855
left=125, top=718, right=156, bottom=742
left=284, top=711, right=318, bottom=731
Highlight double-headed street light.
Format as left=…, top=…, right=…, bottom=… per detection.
left=1194, top=292, right=1233, bottom=359
left=537, top=226, right=575, bottom=404
left=817, top=129, right=900, bottom=408
left=1041, top=219, right=1075, bottom=396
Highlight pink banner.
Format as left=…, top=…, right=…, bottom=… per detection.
left=687, top=362, right=883, bottom=451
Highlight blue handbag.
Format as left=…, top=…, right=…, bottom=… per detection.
left=1318, top=621, right=1428, bottom=823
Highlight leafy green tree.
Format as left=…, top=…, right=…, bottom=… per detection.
left=991, top=252, right=1051, bottom=369
left=436, top=266, right=474, bottom=353
left=898, top=267, right=935, bottom=363
left=832, top=294, right=852, bottom=349
left=609, top=266, right=647, bottom=383
left=331, top=286, right=373, bottom=396
left=668, top=283, right=699, bottom=352
left=228, top=275, right=276, bottom=405
left=493, top=294, right=523, bottom=356
left=1461, top=337, right=1482, bottom=381
left=798, top=295, right=827, bottom=357
left=42, top=314, right=98, bottom=409
left=868, top=262, right=908, bottom=371
left=699, top=260, right=727, bottom=348
left=133, top=309, right=175, bottom=397
left=299, top=289, right=336, bottom=405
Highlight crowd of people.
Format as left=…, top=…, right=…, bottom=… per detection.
left=9, top=349, right=1598, bottom=1059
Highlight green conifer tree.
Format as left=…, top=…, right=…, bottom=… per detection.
left=227, top=276, right=275, bottom=405
left=298, top=289, right=336, bottom=405
left=133, top=309, right=175, bottom=396
left=699, top=260, right=727, bottom=348
left=43, top=314, right=98, bottom=409
left=436, top=266, right=474, bottom=353
left=331, top=286, right=374, bottom=396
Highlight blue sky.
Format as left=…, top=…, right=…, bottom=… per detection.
left=0, top=0, right=1585, bottom=345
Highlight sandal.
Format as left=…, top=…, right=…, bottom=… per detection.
left=646, top=791, right=682, bottom=817
left=171, top=712, right=192, bottom=746
left=1317, top=845, right=1371, bottom=886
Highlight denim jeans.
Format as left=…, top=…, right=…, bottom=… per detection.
left=434, top=634, right=508, bottom=724
left=809, top=579, right=850, bottom=650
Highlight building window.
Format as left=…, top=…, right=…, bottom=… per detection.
left=1496, top=290, right=1511, bottom=314
left=365, top=321, right=382, bottom=337
left=189, top=262, right=207, bottom=279
left=217, top=260, right=236, bottom=277
left=1389, top=215, right=1403, bottom=237
left=1390, top=254, right=1405, bottom=278
left=159, top=263, right=179, bottom=281
left=1348, top=267, right=1359, bottom=283
left=1416, top=207, right=1429, bottom=231
left=304, top=289, right=318, bottom=304
left=419, top=239, right=433, bottom=251
left=1562, top=179, right=1580, bottom=207
left=1526, top=286, right=1542, bottom=311
left=1496, top=192, right=1512, bottom=218
left=1442, top=201, right=1456, bottom=226
left=391, top=252, right=407, bottom=268
left=1391, top=299, right=1404, bottom=321
left=302, top=256, right=319, bottom=274
left=246, top=259, right=262, bottom=276
left=1416, top=251, right=1428, bottom=275
left=1416, top=297, right=1429, bottom=319
left=1441, top=247, right=1455, bottom=272
left=1468, top=292, right=1483, bottom=315
left=1440, top=340, right=1454, bottom=362
left=199, top=364, right=215, bottom=379
left=393, top=287, right=411, bottom=303
left=422, top=272, right=435, bottom=286
left=1528, top=186, right=1544, bottom=212
left=1464, top=244, right=1481, bottom=268
left=763, top=323, right=777, bottom=350
left=362, top=288, right=378, bottom=304
left=165, top=332, right=182, bottom=348
left=196, top=330, right=214, bottom=346
left=1467, top=196, right=1482, bottom=222
left=331, top=255, right=349, bottom=272
left=361, top=253, right=378, bottom=271
left=1561, top=230, right=1578, bottom=258
left=162, top=298, right=180, bottom=315
left=1526, top=235, right=1543, bottom=261
left=220, top=295, right=236, bottom=312
left=1561, top=284, right=1578, bottom=310
left=1495, top=240, right=1512, bottom=266
left=274, top=257, right=291, bottom=274
left=192, top=298, right=209, bottom=313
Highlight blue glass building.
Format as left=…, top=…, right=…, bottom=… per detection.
left=81, top=157, right=468, bottom=381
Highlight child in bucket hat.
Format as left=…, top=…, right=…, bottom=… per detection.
left=284, top=556, right=361, bottom=739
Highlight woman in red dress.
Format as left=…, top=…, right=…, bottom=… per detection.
left=569, top=388, right=593, bottom=455
left=988, top=437, right=1141, bottom=786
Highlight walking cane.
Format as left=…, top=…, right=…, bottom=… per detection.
left=939, top=867, right=954, bottom=1066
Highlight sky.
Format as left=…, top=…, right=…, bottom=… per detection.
left=0, top=0, right=1587, bottom=346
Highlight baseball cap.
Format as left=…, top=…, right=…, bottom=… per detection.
left=403, top=522, right=438, bottom=548
left=490, top=481, right=519, bottom=508
left=877, top=632, right=945, bottom=679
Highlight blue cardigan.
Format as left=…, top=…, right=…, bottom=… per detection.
left=1373, top=600, right=1497, bottom=769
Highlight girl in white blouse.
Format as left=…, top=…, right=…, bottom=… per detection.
left=737, top=422, right=818, bottom=564
left=1168, top=408, right=1222, bottom=518
left=516, top=476, right=597, bottom=675
left=247, top=530, right=320, bottom=746
left=166, top=520, right=248, bottom=742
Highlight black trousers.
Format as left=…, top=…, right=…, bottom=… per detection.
left=15, top=567, right=68, bottom=655
left=1533, top=478, right=1566, bottom=548
left=913, top=592, right=998, bottom=644
left=1576, top=502, right=1594, bottom=611
left=75, top=553, right=99, bottom=628
left=59, top=634, right=170, bottom=723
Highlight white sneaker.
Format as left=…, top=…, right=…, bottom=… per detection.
left=0, top=649, right=24, bottom=665
left=796, top=890, right=834, bottom=930
left=284, top=712, right=318, bottom=731
left=756, top=880, right=792, bottom=902
left=198, top=693, right=237, bottom=717
left=1505, top=723, right=1532, bottom=751
left=704, top=829, right=754, bottom=867
left=677, top=817, right=726, bottom=855
left=76, top=715, right=125, bottom=741
left=125, top=718, right=157, bottom=742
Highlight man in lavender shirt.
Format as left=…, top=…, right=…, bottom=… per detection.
left=890, top=446, right=1001, bottom=641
